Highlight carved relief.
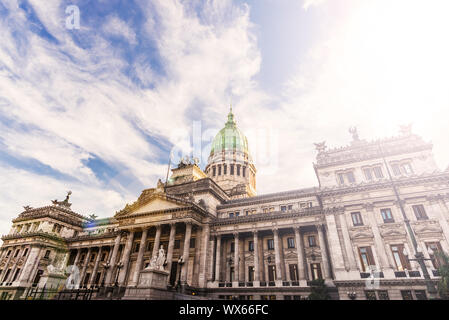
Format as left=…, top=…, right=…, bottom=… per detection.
left=379, top=223, right=407, bottom=238
left=412, top=220, right=442, bottom=235
left=349, top=226, right=374, bottom=240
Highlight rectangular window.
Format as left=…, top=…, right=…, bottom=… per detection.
left=358, top=246, right=375, bottom=272
left=267, top=239, right=274, bottom=250
left=414, top=290, right=427, bottom=300
left=310, top=263, right=322, bottom=280
left=134, top=243, right=140, bottom=253
left=230, top=242, right=235, bottom=253
left=248, top=241, right=254, bottom=252
left=101, top=252, right=107, bottom=262
left=212, top=166, right=216, bottom=176
left=288, top=205, right=293, bottom=211
left=412, top=204, right=428, bottom=220
left=289, top=264, right=299, bottom=281
left=391, top=244, right=410, bottom=271
left=245, top=210, right=250, bottom=216
left=248, top=266, right=254, bottom=282
left=268, top=265, right=276, bottom=281
left=229, top=213, right=234, bottom=218
left=351, top=212, right=364, bottom=226
left=365, top=290, right=377, bottom=300
left=373, top=166, right=384, bottom=179
left=391, top=163, right=401, bottom=176
left=426, top=242, right=443, bottom=269
left=235, top=212, right=240, bottom=217
left=230, top=165, right=234, bottom=175
left=337, top=173, right=345, bottom=185
left=174, top=240, right=180, bottom=249
left=280, top=206, right=287, bottom=212
left=218, top=165, right=221, bottom=176
left=242, top=167, right=246, bottom=177
left=308, top=235, right=316, bottom=247
left=378, top=290, right=390, bottom=300
left=346, top=171, right=356, bottom=183
left=236, top=165, right=240, bottom=176
left=90, top=253, right=96, bottom=262
left=363, top=168, right=373, bottom=181
left=14, top=250, right=19, bottom=258
left=287, top=237, right=295, bottom=249
left=401, top=290, right=413, bottom=300
left=230, top=267, right=234, bottom=282
left=381, top=208, right=394, bottom=223
left=44, top=250, right=51, bottom=259
left=223, top=164, right=227, bottom=175
left=401, top=163, right=413, bottom=174
left=22, top=248, right=29, bottom=257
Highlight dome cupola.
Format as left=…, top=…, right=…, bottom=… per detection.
left=206, top=106, right=256, bottom=199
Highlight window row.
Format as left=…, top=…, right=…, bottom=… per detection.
left=336, top=161, right=414, bottom=185
left=350, top=204, right=429, bottom=226
left=358, top=241, right=443, bottom=272
left=225, top=202, right=313, bottom=218
left=229, top=235, right=317, bottom=252
left=210, top=164, right=247, bottom=177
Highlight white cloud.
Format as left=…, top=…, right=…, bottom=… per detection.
left=302, top=0, right=328, bottom=10
left=102, top=15, right=138, bottom=45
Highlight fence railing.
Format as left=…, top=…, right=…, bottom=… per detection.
left=24, top=285, right=98, bottom=300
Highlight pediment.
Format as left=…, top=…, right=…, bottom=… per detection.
left=132, top=197, right=186, bottom=214
left=115, top=192, right=190, bottom=218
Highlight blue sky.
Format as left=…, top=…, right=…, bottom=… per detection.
left=1, top=0, right=449, bottom=238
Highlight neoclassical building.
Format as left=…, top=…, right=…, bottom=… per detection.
left=1, top=110, right=448, bottom=300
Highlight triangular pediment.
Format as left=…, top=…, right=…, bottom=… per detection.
left=132, top=197, right=186, bottom=214
left=115, top=191, right=191, bottom=218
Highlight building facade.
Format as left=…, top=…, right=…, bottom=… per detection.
left=1, top=111, right=448, bottom=300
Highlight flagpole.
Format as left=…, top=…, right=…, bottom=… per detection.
left=164, top=150, right=173, bottom=193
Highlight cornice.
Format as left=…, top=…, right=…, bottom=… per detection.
left=218, top=187, right=319, bottom=209
left=211, top=207, right=323, bottom=226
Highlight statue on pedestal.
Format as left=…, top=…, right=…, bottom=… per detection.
left=146, top=245, right=166, bottom=271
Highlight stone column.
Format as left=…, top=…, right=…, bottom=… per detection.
left=166, top=223, right=177, bottom=278
left=180, top=222, right=192, bottom=284
left=89, top=247, right=102, bottom=287
left=5, top=247, right=21, bottom=283
left=198, top=224, right=210, bottom=288
left=152, top=225, right=162, bottom=259
left=324, top=214, right=346, bottom=279
left=316, top=225, right=332, bottom=280
left=239, top=235, right=246, bottom=283
left=131, top=228, right=148, bottom=286
left=215, top=235, right=222, bottom=282
left=118, top=231, right=134, bottom=286
left=17, top=246, right=40, bottom=285
left=80, top=248, right=92, bottom=287
left=105, top=233, right=122, bottom=286
left=73, top=249, right=81, bottom=268
left=253, top=230, right=260, bottom=285
left=293, top=227, right=306, bottom=282
left=233, top=232, right=239, bottom=284
left=365, top=204, right=394, bottom=277
left=273, top=228, right=283, bottom=282
left=338, top=213, right=358, bottom=271
left=193, top=230, right=202, bottom=286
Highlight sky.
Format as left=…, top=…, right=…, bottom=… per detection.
left=1, top=0, right=449, bottom=239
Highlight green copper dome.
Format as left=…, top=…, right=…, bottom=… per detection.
left=210, top=107, right=249, bottom=156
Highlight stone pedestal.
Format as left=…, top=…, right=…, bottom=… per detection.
left=123, top=268, right=173, bottom=300
left=38, top=272, right=67, bottom=290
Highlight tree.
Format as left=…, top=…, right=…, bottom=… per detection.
left=308, top=279, right=331, bottom=300
left=436, top=252, right=449, bottom=299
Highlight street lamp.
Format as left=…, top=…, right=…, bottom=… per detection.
left=347, top=291, right=357, bottom=300
left=378, top=141, right=438, bottom=299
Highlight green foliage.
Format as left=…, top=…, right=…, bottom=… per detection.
left=308, top=279, right=331, bottom=300
left=436, top=252, right=449, bottom=300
